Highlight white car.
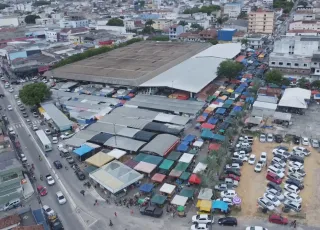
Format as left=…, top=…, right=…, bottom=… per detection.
left=17, top=100, right=21, bottom=106
left=7, top=105, right=12, bottom=111
left=267, top=134, right=273, bottom=142
left=56, top=191, right=67, bottom=205
left=265, top=188, right=284, bottom=201
left=254, top=161, right=263, bottom=172
left=43, top=205, right=55, bottom=216
left=225, top=163, right=240, bottom=170
left=191, top=223, right=209, bottom=230
left=288, top=161, right=304, bottom=170
left=31, top=77, right=38, bottom=81
left=273, top=149, right=291, bottom=158
left=284, top=192, right=302, bottom=203
left=270, top=163, right=285, bottom=172
left=260, top=152, right=267, bottom=163
left=284, top=184, right=300, bottom=194
left=45, top=129, right=51, bottom=135
left=14, top=95, right=19, bottom=99
left=288, top=167, right=306, bottom=177
left=32, top=125, right=38, bottom=131
left=263, top=193, right=281, bottom=206
left=52, top=137, right=58, bottom=144
left=301, top=137, right=309, bottom=146
left=45, top=175, right=55, bottom=185
left=259, top=134, right=266, bottom=142
left=221, top=190, right=237, bottom=199
left=267, top=166, right=285, bottom=178
left=60, top=132, right=75, bottom=140
left=8, top=127, right=15, bottom=135
left=246, top=227, right=268, bottom=230
left=311, top=139, right=319, bottom=148
left=192, top=214, right=214, bottom=224
left=287, top=173, right=304, bottom=182
left=248, top=154, right=256, bottom=165
left=19, top=79, right=26, bottom=83
left=4, top=82, right=9, bottom=88
left=215, top=197, right=233, bottom=206
left=8, top=88, right=13, bottom=93
left=271, top=157, right=286, bottom=168
left=292, top=146, right=310, bottom=156
left=257, top=197, right=275, bottom=211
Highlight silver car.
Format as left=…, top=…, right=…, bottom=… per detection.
left=311, top=139, right=319, bottom=148
left=260, top=134, right=266, bottom=142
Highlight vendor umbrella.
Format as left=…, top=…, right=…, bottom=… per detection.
left=177, top=206, right=185, bottom=212
left=189, top=174, right=201, bottom=184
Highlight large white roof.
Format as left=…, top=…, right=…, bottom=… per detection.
left=278, top=87, right=311, bottom=109
left=193, top=43, right=242, bottom=59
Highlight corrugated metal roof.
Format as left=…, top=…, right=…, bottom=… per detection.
left=117, top=127, right=140, bottom=138
left=86, top=122, right=124, bottom=134
left=99, top=113, right=150, bottom=129
left=141, top=134, right=179, bottom=156
left=41, top=103, right=73, bottom=130
left=104, top=136, right=146, bottom=152
left=74, top=130, right=99, bottom=140
left=111, top=106, right=158, bottom=119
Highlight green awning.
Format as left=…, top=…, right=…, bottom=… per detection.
left=177, top=206, right=185, bottom=211
left=224, top=99, right=234, bottom=105
left=142, top=155, right=163, bottom=166
left=166, top=151, right=182, bottom=161
left=222, top=103, right=232, bottom=109
left=151, top=194, right=167, bottom=205
left=179, top=171, right=191, bottom=180
left=206, top=95, right=217, bottom=102
left=134, top=153, right=148, bottom=162
left=179, top=188, right=194, bottom=198
left=174, top=162, right=189, bottom=171
left=159, top=159, right=174, bottom=170
left=188, top=149, right=198, bottom=155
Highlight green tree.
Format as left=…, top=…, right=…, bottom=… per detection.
left=191, top=23, right=204, bottom=31
left=24, top=15, right=40, bottom=24
left=265, top=69, right=283, bottom=85
left=216, top=60, right=244, bottom=81
left=19, top=82, right=51, bottom=106
left=208, top=39, right=218, bottom=45
left=297, top=77, right=310, bottom=89
left=32, top=1, right=51, bottom=6
left=198, top=155, right=219, bottom=197
left=241, top=38, right=248, bottom=45
left=238, top=11, right=247, bottom=19
left=199, top=5, right=221, bottom=15
left=148, top=36, right=169, bottom=41
left=273, top=0, right=294, bottom=14
left=139, top=0, right=145, bottom=8
left=145, top=19, right=155, bottom=27
left=282, top=77, right=291, bottom=86
left=178, top=20, right=188, bottom=26
left=183, top=7, right=199, bottom=14
left=107, top=18, right=124, bottom=26
left=311, top=80, right=320, bottom=89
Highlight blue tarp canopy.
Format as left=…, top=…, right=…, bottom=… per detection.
left=183, top=134, right=196, bottom=143
left=233, top=106, right=243, bottom=112
left=182, top=141, right=190, bottom=146
left=73, top=144, right=94, bottom=156
left=177, top=143, right=188, bottom=152
left=202, top=113, right=209, bottom=117
left=140, top=183, right=154, bottom=193
left=235, top=86, right=245, bottom=93
left=201, top=129, right=215, bottom=140
left=212, top=134, right=225, bottom=141
left=216, top=108, right=226, bottom=115
left=32, top=209, right=49, bottom=230
left=212, top=200, right=228, bottom=211
left=224, top=99, right=233, bottom=105
left=207, top=117, right=219, bottom=125
left=215, top=98, right=224, bottom=103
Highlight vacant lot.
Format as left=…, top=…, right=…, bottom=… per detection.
left=236, top=138, right=320, bottom=227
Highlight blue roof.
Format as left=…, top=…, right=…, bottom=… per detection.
left=233, top=106, right=243, bottom=112
left=73, top=144, right=94, bottom=156
left=32, top=209, right=49, bottom=230
left=212, top=200, right=228, bottom=211
left=176, top=143, right=188, bottom=152
left=139, top=183, right=154, bottom=193
left=216, top=108, right=226, bottom=115
left=215, top=98, right=224, bottom=103
left=207, top=117, right=219, bottom=125
left=212, top=134, right=225, bottom=141
left=183, top=134, right=196, bottom=143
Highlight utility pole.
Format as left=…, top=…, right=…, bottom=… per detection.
left=113, top=123, right=117, bottom=146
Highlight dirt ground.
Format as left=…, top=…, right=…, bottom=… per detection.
left=235, top=137, right=320, bottom=226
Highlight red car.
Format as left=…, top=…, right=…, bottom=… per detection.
left=269, top=214, right=288, bottom=225
left=37, top=185, right=48, bottom=196
left=266, top=172, right=282, bottom=184
left=220, top=174, right=240, bottom=181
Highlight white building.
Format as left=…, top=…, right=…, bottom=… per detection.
left=153, top=0, right=161, bottom=9
left=14, top=3, right=34, bottom=12
left=45, top=30, right=60, bottom=42
left=59, top=17, right=89, bottom=28
left=289, top=20, right=320, bottom=30
left=262, top=0, right=273, bottom=5
left=241, top=6, right=251, bottom=14
left=293, top=13, right=315, bottom=21
left=0, top=16, right=20, bottom=27
left=123, top=19, right=135, bottom=30
left=224, top=3, right=241, bottom=18
left=35, top=18, right=54, bottom=25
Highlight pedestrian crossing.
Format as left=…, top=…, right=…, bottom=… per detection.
left=12, top=120, right=41, bottom=129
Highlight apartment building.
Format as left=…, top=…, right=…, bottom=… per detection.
left=224, top=3, right=241, bottom=18
left=293, top=12, right=315, bottom=21
left=289, top=20, right=320, bottom=31
left=59, top=16, right=89, bottom=28
left=248, top=10, right=275, bottom=34
left=169, top=25, right=184, bottom=40
left=152, top=19, right=173, bottom=30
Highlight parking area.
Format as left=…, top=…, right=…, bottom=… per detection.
left=235, top=136, right=320, bottom=226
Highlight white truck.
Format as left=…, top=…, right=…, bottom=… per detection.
left=36, top=130, right=52, bottom=152
left=46, top=174, right=55, bottom=185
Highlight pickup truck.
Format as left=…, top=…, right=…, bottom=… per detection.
left=46, top=174, right=55, bottom=185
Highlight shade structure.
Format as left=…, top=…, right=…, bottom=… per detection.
left=124, top=158, right=138, bottom=167
left=139, top=183, right=154, bottom=193
left=177, top=206, right=185, bottom=212
left=134, top=161, right=157, bottom=174
left=166, top=151, right=182, bottom=161
left=179, top=153, right=194, bottom=164
left=171, top=195, right=188, bottom=206
left=212, top=134, right=225, bottom=142
left=88, top=132, right=113, bottom=145
left=188, top=149, right=198, bottom=154
left=134, top=153, right=163, bottom=165
left=189, top=174, right=201, bottom=184
left=207, top=117, right=219, bottom=125
left=176, top=143, right=188, bottom=152
left=85, top=152, right=115, bottom=167
left=201, top=129, right=215, bottom=140
left=196, top=116, right=206, bottom=123
left=193, top=162, right=207, bottom=173
left=179, top=188, right=194, bottom=198
left=107, top=149, right=126, bottom=159
left=169, top=169, right=183, bottom=178
left=222, top=103, right=232, bottom=109
left=192, top=140, right=203, bottom=148
left=179, top=171, right=191, bottom=180
left=159, top=159, right=174, bottom=170
left=206, top=95, right=217, bottom=103
left=151, top=173, right=166, bottom=183
left=224, top=99, right=233, bottom=105
left=233, top=196, right=242, bottom=205
left=174, top=162, right=189, bottom=171
left=183, top=134, right=196, bottom=143
left=196, top=200, right=212, bottom=212
left=208, top=143, right=221, bottom=151
left=198, top=188, right=213, bottom=200
left=215, top=108, right=226, bottom=115
left=201, top=123, right=215, bottom=130
left=212, top=200, right=228, bottom=212
left=160, top=183, right=176, bottom=194
left=74, top=144, right=94, bottom=156
left=151, top=194, right=167, bottom=205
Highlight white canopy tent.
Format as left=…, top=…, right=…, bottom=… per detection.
left=278, top=88, right=311, bottom=109
left=179, top=153, right=194, bottom=164
left=193, top=140, right=204, bottom=148
left=107, top=149, right=127, bottom=159
left=193, top=162, right=208, bottom=173
left=160, top=183, right=176, bottom=194
left=171, top=195, right=188, bottom=206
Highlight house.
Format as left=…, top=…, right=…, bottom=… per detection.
left=247, top=35, right=265, bottom=49
left=289, top=20, right=320, bottom=31
left=199, top=29, right=217, bottom=41
left=169, top=24, right=184, bottom=40
left=293, top=12, right=316, bottom=21
left=152, top=19, right=173, bottom=30
left=0, top=214, right=21, bottom=229
left=59, top=16, right=89, bottom=28
left=224, top=19, right=248, bottom=32
left=124, top=19, right=135, bottom=30
left=45, top=30, right=60, bottom=42
left=178, top=32, right=201, bottom=42
left=224, top=3, right=241, bottom=18
left=59, top=27, right=89, bottom=42
left=311, top=53, right=320, bottom=77
left=248, top=10, right=275, bottom=34
left=35, top=18, right=54, bottom=25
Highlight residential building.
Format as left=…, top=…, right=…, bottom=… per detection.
left=124, top=19, right=135, bottom=30
left=199, top=29, right=217, bottom=41
left=224, top=3, right=241, bottom=18
left=60, top=27, right=89, bottom=42
left=13, top=3, right=34, bottom=12
left=241, top=6, right=251, bottom=14
left=178, top=32, right=201, bottom=42
left=311, top=53, right=320, bottom=76
left=289, top=20, right=320, bottom=31
left=45, top=30, right=60, bottom=42
left=293, top=12, right=315, bottom=21
left=0, top=151, right=24, bottom=208
left=169, top=24, right=184, bottom=40
left=262, top=0, right=273, bottom=5
left=152, top=0, right=161, bottom=9
left=59, top=16, right=89, bottom=28
left=286, top=30, right=319, bottom=36
left=224, top=19, right=248, bottom=32
left=248, top=10, right=275, bottom=34
left=296, top=4, right=313, bottom=12
left=35, top=18, right=54, bottom=25
left=152, top=19, right=173, bottom=30
left=247, top=35, right=266, bottom=48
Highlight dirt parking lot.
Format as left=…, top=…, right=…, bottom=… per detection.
left=235, top=137, right=320, bottom=226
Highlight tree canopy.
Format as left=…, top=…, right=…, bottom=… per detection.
left=216, top=60, right=244, bottom=81
left=191, top=23, right=204, bottom=31
left=25, top=15, right=40, bottom=24
left=265, top=70, right=283, bottom=85
left=107, top=18, right=124, bottom=26
left=297, top=77, right=310, bottom=89
left=273, top=0, right=294, bottom=13
left=0, top=3, right=9, bottom=10
left=178, top=20, right=188, bottom=26
left=208, top=39, right=218, bottom=45
left=183, top=5, right=220, bottom=15
left=311, top=80, right=320, bottom=89
left=19, top=82, right=51, bottom=106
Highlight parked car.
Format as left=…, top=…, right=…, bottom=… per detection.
left=311, top=139, right=319, bottom=148
left=283, top=200, right=301, bottom=212
left=245, top=227, right=268, bottom=230
left=75, top=170, right=86, bottom=180
left=52, top=137, right=58, bottom=144
left=301, top=137, right=309, bottom=146
left=266, top=172, right=282, bottom=184
left=56, top=191, right=67, bottom=205
left=215, top=197, right=233, bottom=206
left=224, top=169, right=241, bottom=177
left=221, top=190, right=237, bottom=199
left=225, top=163, right=240, bottom=170
left=32, top=125, right=38, bottom=131
left=66, top=156, right=75, bottom=164
left=219, top=174, right=240, bottom=182
left=53, top=160, right=62, bottom=169
left=190, top=223, right=209, bottom=230
left=267, top=166, right=285, bottom=178
left=263, top=193, right=281, bottom=206
left=22, top=112, right=28, bottom=118
left=275, top=146, right=289, bottom=151
left=257, top=197, right=275, bottom=211
left=217, top=217, right=237, bottom=226
left=274, top=134, right=283, bottom=143
left=231, top=159, right=243, bottom=166
left=271, top=157, right=286, bottom=168
left=248, top=154, right=256, bottom=165
left=285, top=179, right=304, bottom=190
left=267, top=182, right=282, bottom=193
left=292, top=146, right=310, bottom=157
left=45, top=129, right=51, bottom=135
left=268, top=214, right=288, bottom=225
left=254, top=161, right=263, bottom=173
left=288, top=167, right=306, bottom=177
left=37, top=185, right=48, bottom=196
left=287, top=173, right=304, bottom=182
left=284, top=192, right=302, bottom=203
left=192, top=214, right=214, bottom=224
left=284, top=184, right=300, bottom=194
left=267, top=134, right=273, bottom=142
left=225, top=178, right=239, bottom=187
left=215, top=183, right=231, bottom=191
left=288, top=161, right=304, bottom=169
left=288, top=155, right=304, bottom=164
left=61, top=132, right=75, bottom=140
left=265, top=188, right=284, bottom=201
left=43, top=205, right=55, bottom=216
left=7, top=105, right=12, bottom=111
left=45, top=174, right=55, bottom=185
left=33, top=112, right=39, bottom=118
left=272, top=149, right=291, bottom=159
left=293, top=136, right=300, bottom=144
left=259, top=134, right=266, bottom=142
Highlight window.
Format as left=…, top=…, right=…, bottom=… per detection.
left=2, top=173, right=18, bottom=182
left=294, top=63, right=299, bottom=66
left=317, top=70, right=320, bottom=73
left=315, top=62, right=317, bottom=65
left=287, top=63, right=291, bottom=66
left=271, top=62, right=275, bottom=65
left=279, top=62, right=283, bottom=65
left=304, top=64, right=308, bottom=67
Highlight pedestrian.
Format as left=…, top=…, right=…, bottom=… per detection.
left=265, top=162, right=268, bottom=168
left=130, top=210, right=133, bottom=215
left=126, top=203, right=130, bottom=208
left=109, top=220, right=113, bottom=226
left=114, top=212, right=117, bottom=217
left=94, top=200, right=97, bottom=206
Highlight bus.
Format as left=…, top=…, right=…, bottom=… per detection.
left=35, top=130, right=52, bottom=152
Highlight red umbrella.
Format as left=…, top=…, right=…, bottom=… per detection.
left=208, top=143, right=221, bottom=151
left=201, top=123, right=215, bottom=130
left=189, top=174, right=201, bottom=184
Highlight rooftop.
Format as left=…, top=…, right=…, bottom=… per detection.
left=0, top=214, right=20, bottom=229
left=0, top=151, right=22, bottom=172
left=45, top=41, right=210, bottom=86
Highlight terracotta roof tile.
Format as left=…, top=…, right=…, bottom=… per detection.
left=0, top=214, right=20, bottom=229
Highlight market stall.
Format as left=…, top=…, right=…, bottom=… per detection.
left=197, top=188, right=213, bottom=201
left=166, top=151, right=182, bottom=161
left=193, top=162, right=207, bottom=173
left=151, top=173, right=166, bottom=183
left=178, top=153, right=194, bottom=164
left=160, top=183, right=176, bottom=198
left=151, top=194, right=167, bottom=207
left=159, top=159, right=174, bottom=171
left=189, top=174, right=201, bottom=185
left=134, top=161, right=157, bottom=174
left=171, top=195, right=188, bottom=206
left=179, top=188, right=194, bottom=199
left=139, top=183, right=154, bottom=194
left=196, top=199, right=212, bottom=214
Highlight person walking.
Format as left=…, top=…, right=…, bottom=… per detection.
left=130, top=210, right=133, bottom=215
left=114, top=212, right=117, bottom=217
left=109, top=220, right=113, bottom=226
left=94, top=200, right=97, bottom=206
